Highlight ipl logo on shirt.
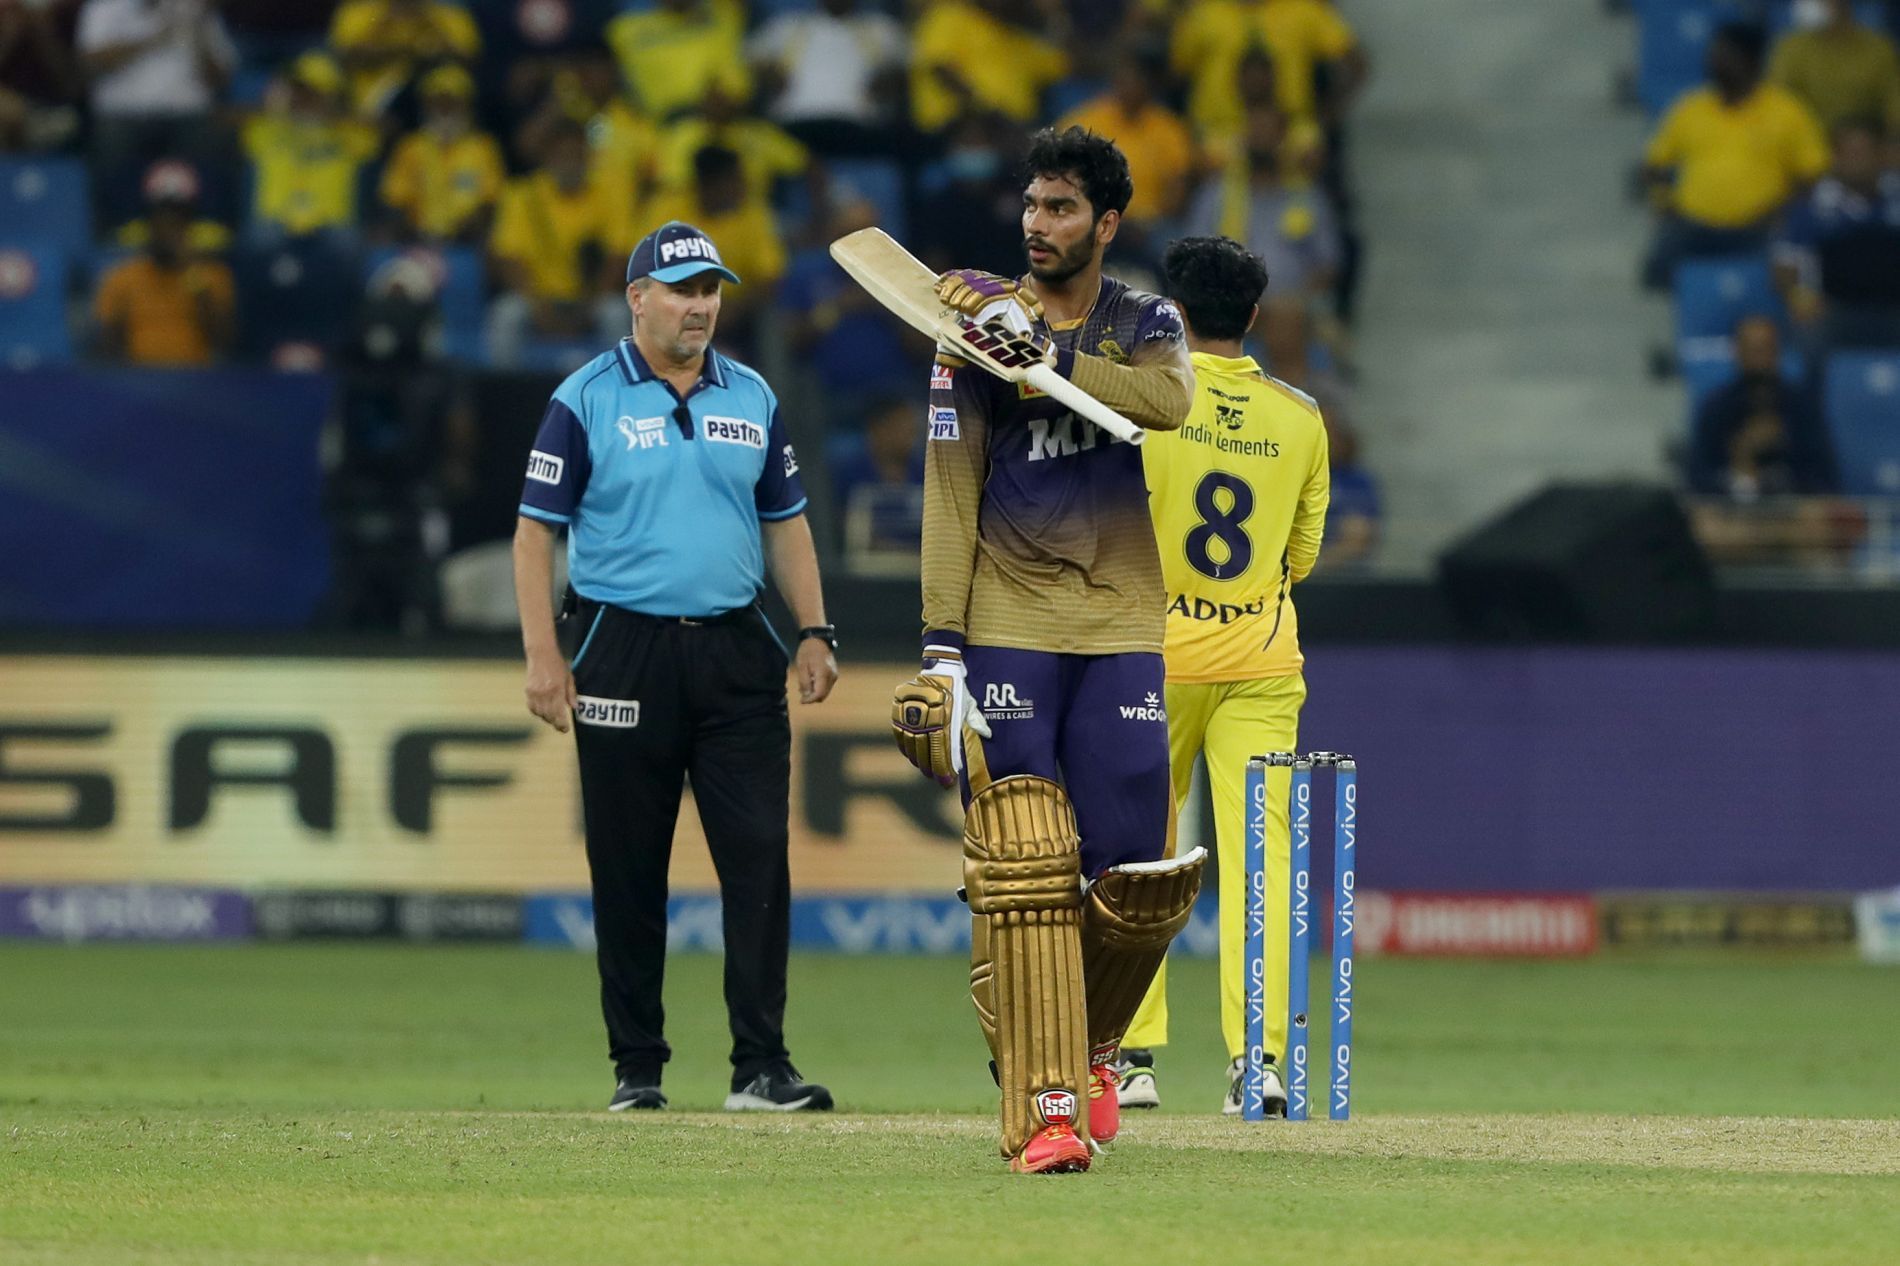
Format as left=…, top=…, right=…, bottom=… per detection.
left=929, top=407, right=960, bottom=441
left=617, top=416, right=668, bottom=451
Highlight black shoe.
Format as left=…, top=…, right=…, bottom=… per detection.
left=724, top=1063, right=833, bottom=1112
left=608, top=1075, right=667, bottom=1112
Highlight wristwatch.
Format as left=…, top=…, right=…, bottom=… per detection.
left=798, top=624, right=838, bottom=651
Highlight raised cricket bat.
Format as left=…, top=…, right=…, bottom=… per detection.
left=828, top=227, right=1145, bottom=446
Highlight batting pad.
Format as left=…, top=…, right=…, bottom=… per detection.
left=963, top=775, right=1088, bottom=1157
left=1081, top=847, right=1208, bottom=1058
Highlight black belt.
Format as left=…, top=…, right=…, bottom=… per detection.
left=572, top=592, right=756, bottom=628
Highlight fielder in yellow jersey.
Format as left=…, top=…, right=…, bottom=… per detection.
left=1119, top=235, right=1329, bottom=1115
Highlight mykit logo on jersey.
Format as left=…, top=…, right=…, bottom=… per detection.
left=1033, top=1088, right=1077, bottom=1128
left=1120, top=692, right=1167, bottom=723
left=980, top=682, right=1034, bottom=720
left=1026, top=413, right=1130, bottom=461
left=575, top=696, right=640, bottom=728
left=525, top=450, right=564, bottom=485
left=617, top=416, right=668, bottom=451
left=704, top=415, right=765, bottom=449
left=929, top=407, right=960, bottom=442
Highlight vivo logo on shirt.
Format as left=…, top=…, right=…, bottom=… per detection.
left=704, top=415, right=766, bottom=449
left=525, top=450, right=564, bottom=484
left=929, top=407, right=960, bottom=441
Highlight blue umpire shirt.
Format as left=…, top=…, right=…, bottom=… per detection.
left=517, top=337, right=808, bottom=616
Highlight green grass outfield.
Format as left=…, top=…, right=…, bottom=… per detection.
left=3, top=946, right=1897, bottom=1265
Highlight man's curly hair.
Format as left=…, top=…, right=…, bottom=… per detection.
left=1021, top=126, right=1134, bottom=220
left=1162, top=236, right=1270, bottom=342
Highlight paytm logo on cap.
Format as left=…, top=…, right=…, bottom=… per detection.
left=659, top=236, right=724, bottom=265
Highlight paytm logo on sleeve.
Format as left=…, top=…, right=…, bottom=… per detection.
left=526, top=450, right=564, bottom=484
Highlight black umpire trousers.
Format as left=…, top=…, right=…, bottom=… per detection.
left=567, top=597, right=793, bottom=1089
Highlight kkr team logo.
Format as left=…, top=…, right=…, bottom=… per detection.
left=980, top=682, right=1034, bottom=721
left=617, top=416, right=667, bottom=451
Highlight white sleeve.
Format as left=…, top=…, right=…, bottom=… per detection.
left=873, top=15, right=907, bottom=65
left=205, top=15, right=239, bottom=71
left=747, top=15, right=793, bottom=62
left=76, top=0, right=129, bottom=53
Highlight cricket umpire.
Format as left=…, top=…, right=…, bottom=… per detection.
left=512, top=220, right=840, bottom=1113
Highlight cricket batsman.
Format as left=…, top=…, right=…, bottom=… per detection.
left=890, top=127, right=1206, bottom=1174
left=1116, top=235, right=1331, bottom=1115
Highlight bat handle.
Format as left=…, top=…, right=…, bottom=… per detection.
left=1024, top=365, right=1146, bottom=447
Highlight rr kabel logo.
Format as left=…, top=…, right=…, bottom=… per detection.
left=980, top=682, right=1034, bottom=720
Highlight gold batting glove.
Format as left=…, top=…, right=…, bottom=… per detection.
left=935, top=268, right=1045, bottom=325
left=891, top=650, right=990, bottom=787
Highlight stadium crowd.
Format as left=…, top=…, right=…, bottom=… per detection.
left=0, top=0, right=1384, bottom=622
left=1632, top=0, right=1900, bottom=568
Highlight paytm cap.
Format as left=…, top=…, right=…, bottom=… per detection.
left=626, top=221, right=742, bottom=286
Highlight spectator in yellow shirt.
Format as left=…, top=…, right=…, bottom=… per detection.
left=486, top=117, right=623, bottom=365
left=657, top=86, right=810, bottom=201
left=909, top=0, right=1068, bottom=133
left=1769, top=0, right=1900, bottom=134
left=645, top=145, right=786, bottom=357
left=242, top=52, right=381, bottom=243
left=1642, top=23, right=1829, bottom=288
left=1197, top=47, right=1326, bottom=186
left=380, top=64, right=505, bottom=244
left=513, top=47, right=664, bottom=247
left=605, top=0, right=748, bottom=122
left=1170, top=0, right=1367, bottom=137
left=329, top=0, right=481, bottom=119
left=1058, top=54, right=1195, bottom=226
left=94, top=177, right=235, bottom=366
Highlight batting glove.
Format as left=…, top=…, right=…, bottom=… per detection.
left=890, top=650, right=992, bottom=787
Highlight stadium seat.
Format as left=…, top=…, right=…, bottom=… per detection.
left=0, top=157, right=91, bottom=259
left=363, top=244, right=488, bottom=364
left=1673, top=254, right=1779, bottom=342
left=1764, top=0, right=1883, bottom=34
left=236, top=235, right=363, bottom=362
left=1045, top=77, right=1107, bottom=120
left=827, top=158, right=907, bottom=242
left=1634, top=0, right=1719, bottom=118
left=0, top=244, right=73, bottom=368
left=1823, top=352, right=1900, bottom=495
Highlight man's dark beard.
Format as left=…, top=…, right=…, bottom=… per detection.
left=1025, top=232, right=1095, bottom=284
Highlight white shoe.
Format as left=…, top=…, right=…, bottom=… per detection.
left=1223, top=1055, right=1287, bottom=1117
left=1115, top=1050, right=1160, bottom=1109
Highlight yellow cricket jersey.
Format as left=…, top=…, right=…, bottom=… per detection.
left=1144, top=352, right=1329, bottom=683
left=380, top=129, right=505, bottom=240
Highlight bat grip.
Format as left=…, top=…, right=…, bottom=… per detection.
left=1024, top=365, right=1146, bottom=447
